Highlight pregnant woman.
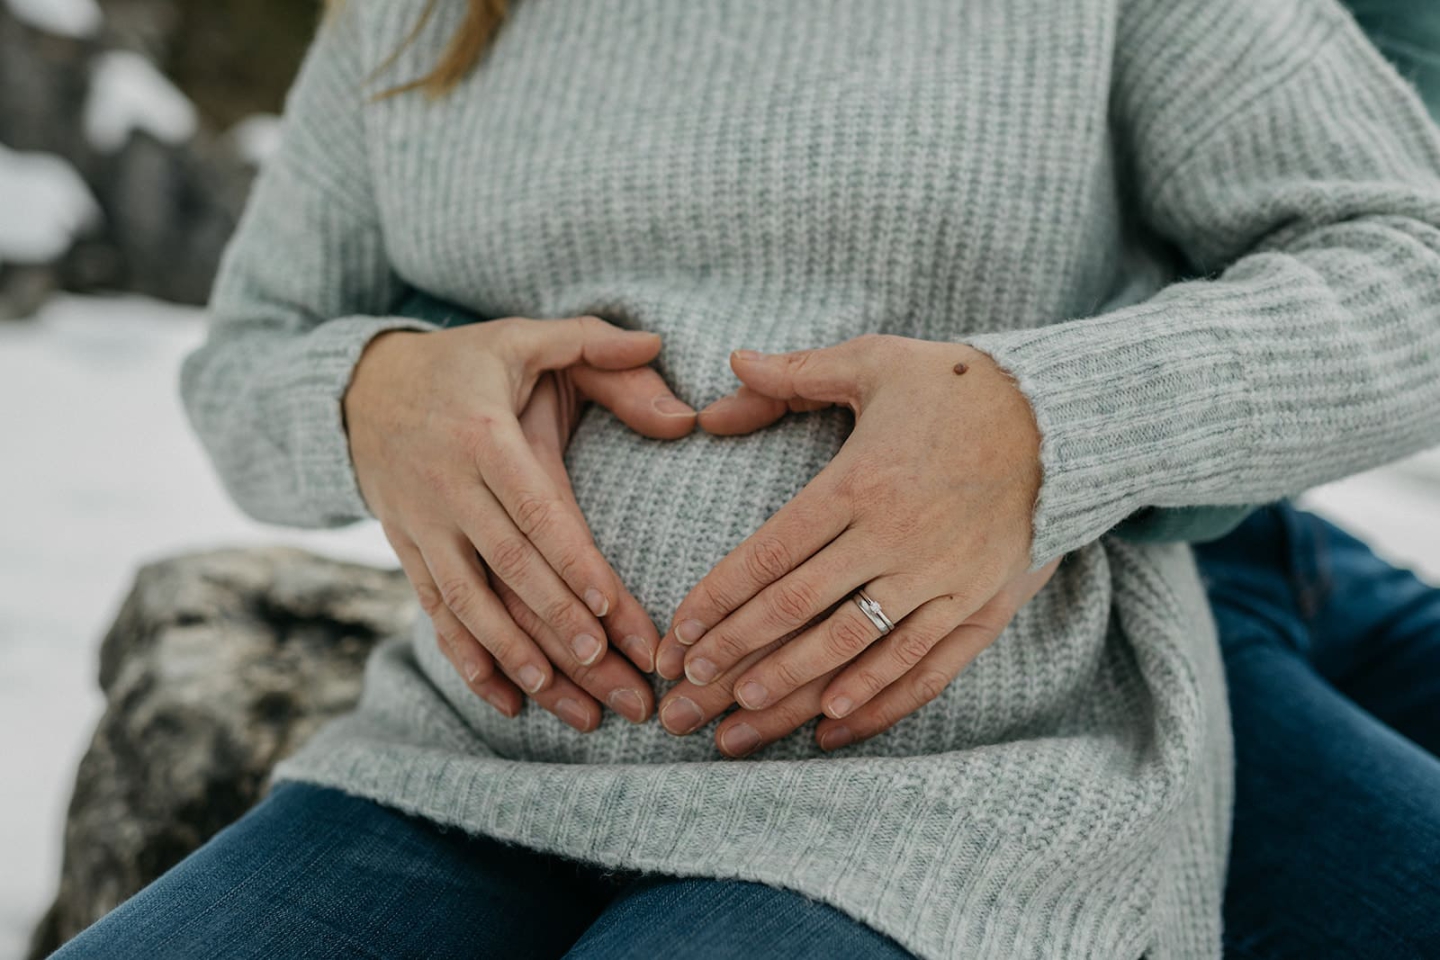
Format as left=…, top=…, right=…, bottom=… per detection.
left=59, top=0, right=1440, bottom=957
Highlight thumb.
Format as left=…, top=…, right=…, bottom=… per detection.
left=698, top=386, right=830, bottom=436
left=728, top=342, right=869, bottom=409
left=521, top=316, right=663, bottom=373
left=570, top=366, right=697, bottom=440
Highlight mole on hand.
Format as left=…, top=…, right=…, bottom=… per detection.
left=952, top=362, right=969, bottom=375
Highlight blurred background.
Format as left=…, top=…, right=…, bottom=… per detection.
left=2, top=1, right=1439, bottom=958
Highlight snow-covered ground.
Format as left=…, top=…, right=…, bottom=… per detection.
left=1, top=295, right=1438, bottom=958
left=0, top=296, right=393, bottom=959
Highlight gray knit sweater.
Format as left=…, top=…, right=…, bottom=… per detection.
left=182, top=1, right=1440, bottom=956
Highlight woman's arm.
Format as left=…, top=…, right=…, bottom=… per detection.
left=181, top=5, right=689, bottom=728
left=181, top=5, right=430, bottom=528
left=966, top=0, right=1440, bottom=568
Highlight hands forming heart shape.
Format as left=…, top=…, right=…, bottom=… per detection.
left=344, top=313, right=1052, bottom=758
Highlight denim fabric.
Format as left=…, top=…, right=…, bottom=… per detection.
left=52, top=781, right=917, bottom=960
left=1195, top=504, right=1440, bottom=960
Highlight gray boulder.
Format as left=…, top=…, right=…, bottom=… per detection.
left=28, top=547, right=413, bottom=959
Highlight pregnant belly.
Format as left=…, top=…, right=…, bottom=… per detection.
left=407, top=399, right=1124, bottom=768
left=562, top=404, right=854, bottom=629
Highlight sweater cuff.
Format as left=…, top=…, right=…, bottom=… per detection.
left=286, top=315, right=439, bottom=524
left=965, top=295, right=1257, bottom=568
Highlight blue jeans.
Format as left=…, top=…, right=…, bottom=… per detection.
left=53, top=779, right=917, bottom=960
left=1196, top=504, right=1440, bottom=959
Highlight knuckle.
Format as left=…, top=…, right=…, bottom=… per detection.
left=512, top=494, right=557, bottom=539
left=893, top=630, right=935, bottom=667
left=487, top=536, right=532, bottom=582
left=880, top=512, right=922, bottom=546
left=413, top=581, right=446, bottom=617
left=692, top=579, right=739, bottom=618
left=709, top=630, right=753, bottom=664
left=743, top=537, right=793, bottom=586
left=911, top=668, right=951, bottom=706
left=784, top=349, right=813, bottom=374
left=457, top=413, right=501, bottom=450
left=766, top=659, right=806, bottom=694
left=418, top=461, right=453, bottom=495
left=832, top=467, right=876, bottom=505
left=540, top=595, right=581, bottom=630
left=828, top=616, right=874, bottom=658
left=852, top=666, right=891, bottom=699
left=549, top=547, right=588, bottom=587
left=767, top=578, right=819, bottom=626
left=763, top=702, right=806, bottom=733
left=437, top=577, right=478, bottom=620
left=478, top=629, right=518, bottom=664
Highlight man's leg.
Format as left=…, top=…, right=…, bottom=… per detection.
left=1218, top=634, right=1440, bottom=960
left=1288, top=506, right=1440, bottom=756
left=54, top=781, right=617, bottom=960
left=1197, top=507, right=1440, bottom=959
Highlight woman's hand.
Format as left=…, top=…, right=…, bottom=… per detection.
left=344, top=316, right=696, bottom=729
left=654, top=333, right=1042, bottom=737
left=656, top=560, right=1058, bottom=756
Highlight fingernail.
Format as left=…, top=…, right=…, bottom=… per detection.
left=584, top=588, right=609, bottom=617
left=657, top=644, right=685, bottom=680
left=733, top=350, right=763, bottom=362
left=652, top=396, right=694, bottom=417
left=675, top=619, right=706, bottom=645
left=661, top=696, right=704, bottom=735
left=620, top=634, right=655, bottom=672
left=608, top=688, right=647, bottom=723
left=484, top=693, right=514, bottom=716
left=736, top=680, right=768, bottom=710
left=517, top=664, right=545, bottom=693
left=571, top=633, right=602, bottom=664
left=721, top=722, right=762, bottom=757
left=556, top=697, right=589, bottom=730
left=827, top=695, right=854, bottom=719
left=819, top=725, right=853, bottom=751
left=684, top=656, right=717, bottom=686
left=462, top=656, right=483, bottom=683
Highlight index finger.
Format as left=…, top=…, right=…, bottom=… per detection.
left=664, top=468, right=848, bottom=653
left=479, top=415, right=621, bottom=623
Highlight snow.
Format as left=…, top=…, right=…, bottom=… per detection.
left=227, top=114, right=283, bottom=167
left=84, top=52, right=199, bottom=154
left=1, top=294, right=1438, bottom=958
left=0, top=144, right=100, bottom=266
left=2, top=0, right=101, bottom=39
left=0, top=296, right=393, bottom=959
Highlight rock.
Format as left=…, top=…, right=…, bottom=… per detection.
left=28, top=547, right=414, bottom=959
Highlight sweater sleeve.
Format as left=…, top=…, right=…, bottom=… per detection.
left=966, top=0, right=1440, bottom=568
left=179, top=3, right=438, bottom=529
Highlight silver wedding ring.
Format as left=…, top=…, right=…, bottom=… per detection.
left=852, top=588, right=895, bottom=636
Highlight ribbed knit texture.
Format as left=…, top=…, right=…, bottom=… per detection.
left=181, top=1, right=1440, bottom=957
